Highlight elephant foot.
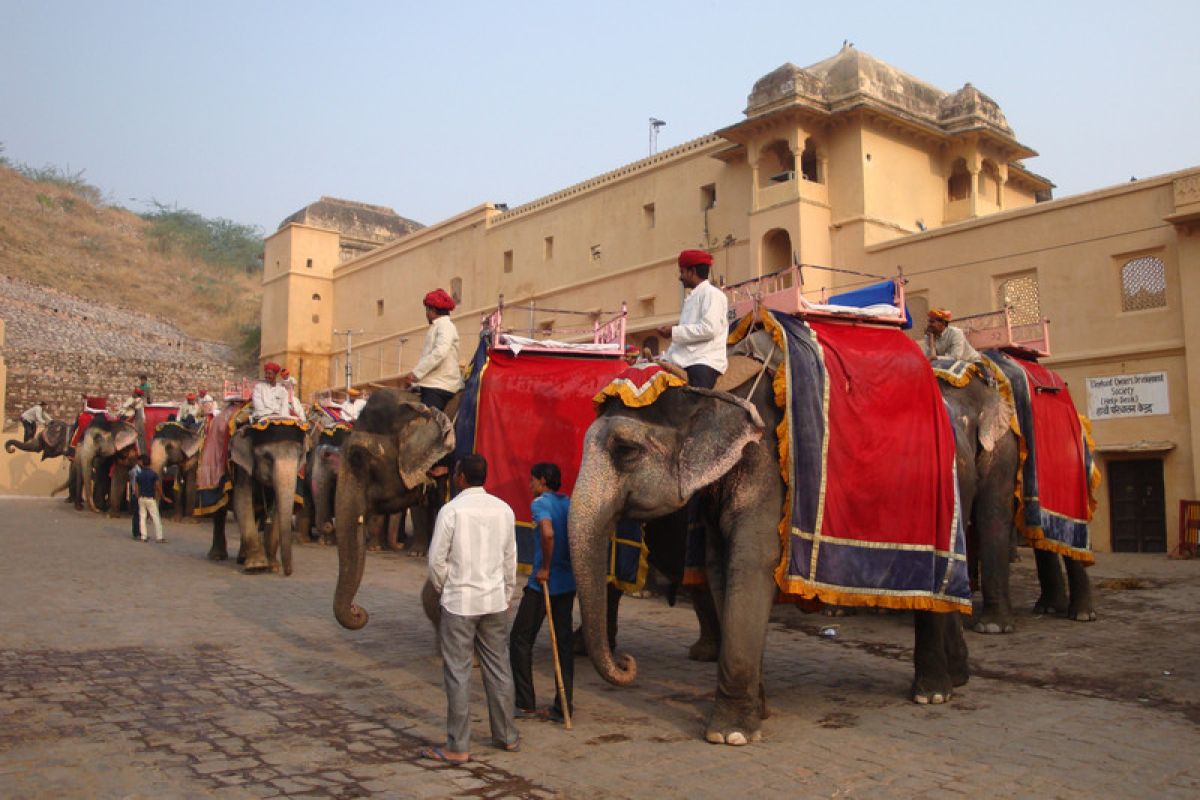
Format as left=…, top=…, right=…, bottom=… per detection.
left=319, top=535, right=336, bottom=547
left=1032, top=593, right=1069, bottom=616
left=242, top=555, right=270, bottom=573
left=970, top=613, right=1015, bottom=635
left=687, top=637, right=720, bottom=662
left=910, top=675, right=954, bottom=705
left=821, top=605, right=854, bottom=617
left=704, top=704, right=763, bottom=746
left=406, top=548, right=428, bottom=558
left=366, top=544, right=382, bottom=553
left=1067, top=604, right=1097, bottom=623
left=207, top=550, right=229, bottom=562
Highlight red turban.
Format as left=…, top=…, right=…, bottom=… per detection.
left=263, top=361, right=282, bottom=373
left=423, top=289, right=456, bottom=311
left=678, top=249, right=713, bottom=268
left=186, top=393, right=197, bottom=401
left=928, top=308, right=952, bottom=323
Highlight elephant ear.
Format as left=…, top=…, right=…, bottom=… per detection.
left=396, top=404, right=456, bottom=490
left=978, top=387, right=1015, bottom=453
left=181, top=434, right=205, bottom=460
left=230, top=429, right=254, bottom=473
left=114, top=423, right=139, bottom=453
left=42, top=421, right=68, bottom=454
left=677, top=387, right=764, bottom=500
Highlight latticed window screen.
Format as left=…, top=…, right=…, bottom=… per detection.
left=1120, top=256, right=1166, bottom=311
left=996, top=273, right=1041, bottom=325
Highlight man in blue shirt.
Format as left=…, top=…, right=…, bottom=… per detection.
left=509, top=462, right=574, bottom=723
left=133, top=455, right=165, bottom=543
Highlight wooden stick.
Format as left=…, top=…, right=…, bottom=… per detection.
left=541, top=580, right=573, bottom=729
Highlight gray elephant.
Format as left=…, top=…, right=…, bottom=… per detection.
left=5, top=419, right=72, bottom=461
left=149, top=422, right=205, bottom=521
left=72, top=417, right=139, bottom=513
left=305, top=422, right=353, bottom=546
left=569, top=339, right=968, bottom=746
left=936, top=360, right=1095, bottom=633
left=332, top=390, right=454, bottom=632
left=229, top=420, right=308, bottom=575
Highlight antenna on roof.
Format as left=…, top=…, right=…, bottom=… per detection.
left=649, top=118, right=666, bottom=155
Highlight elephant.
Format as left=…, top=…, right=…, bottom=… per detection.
left=305, top=422, right=352, bottom=546
left=229, top=420, right=308, bottom=575
left=332, top=390, right=455, bottom=632
left=71, top=417, right=139, bottom=513
left=5, top=419, right=72, bottom=461
left=936, top=363, right=1095, bottom=633
left=569, top=334, right=968, bottom=746
left=149, top=422, right=205, bottom=522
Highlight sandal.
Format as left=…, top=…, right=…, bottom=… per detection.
left=419, top=746, right=470, bottom=764
left=493, top=738, right=520, bottom=752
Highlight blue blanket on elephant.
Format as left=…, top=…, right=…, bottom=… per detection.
left=731, top=309, right=970, bottom=613
left=984, top=350, right=1098, bottom=563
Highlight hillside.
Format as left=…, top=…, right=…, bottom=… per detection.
left=0, top=163, right=262, bottom=423
left=0, top=164, right=261, bottom=347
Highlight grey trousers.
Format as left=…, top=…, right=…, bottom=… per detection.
left=440, top=608, right=519, bottom=753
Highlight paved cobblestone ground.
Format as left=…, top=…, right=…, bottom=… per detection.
left=2, top=496, right=1198, bottom=798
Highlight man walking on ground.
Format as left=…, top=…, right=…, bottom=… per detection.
left=423, top=454, right=519, bottom=763
left=655, top=249, right=728, bottom=389
left=133, top=455, right=166, bottom=543
left=510, top=462, right=575, bottom=723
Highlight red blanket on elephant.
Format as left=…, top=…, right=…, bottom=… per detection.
left=463, top=351, right=628, bottom=527
left=734, top=310, right=969, bottom=613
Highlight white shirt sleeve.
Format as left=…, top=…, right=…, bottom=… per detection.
left=427, top=505, right=454, bottom=594
left=503, top=505, right=517, bottom=599
left=411, top=320, right=454, bottom=382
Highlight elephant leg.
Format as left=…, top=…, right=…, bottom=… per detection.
left=207, top=508, right=229, bottom=561
left=969, top=453, right=1017, bottom=634
left=183, top=468, right=199, bottom=523
left=972, top=519, right=1015, bottom=634
left=1065, top=556, right=1097, bottom=622
left=407, top=503, right=432, bottom=557
left=272, top=460, right=296, bottom=576
left=234, top=468, right=269, bottom=572
left=912, top=611, right=963, bottom=704
left=1032, top=548, right=1069, bottom=614
left=365, top=513, right=387, bottom=552
left=386, top=513, right=401, bottom=551
left=704, top=518, right=775, bottom=746
left=109, top=464, right=130, bottom=518
left=687, top=585, right=721, bottom=662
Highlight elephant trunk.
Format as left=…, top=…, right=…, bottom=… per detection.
left=5, top=437, right=40, bottom=453
left=333, top=473, right=368, bottom=629
left=568, top=440, right=637, bottom=686
left=149, top=440, right=169, bottom=477
left=274, top=457, right=298, bottom=577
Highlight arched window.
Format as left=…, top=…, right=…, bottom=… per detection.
left=948, top=158, right=970, bottom=201
left=761, top=229, right=792, bottom=274
left=311, top=293, right=321, bottom=303
left=800, top=137, right=821, bottom=183
left=758, top=140, right=793, bottom=186
left=450, top=277, right=463, bottom=305
left=1121, top=256, right=1166, bottom=311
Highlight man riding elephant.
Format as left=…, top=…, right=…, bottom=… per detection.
left=401, top=288, right=463, bottom=415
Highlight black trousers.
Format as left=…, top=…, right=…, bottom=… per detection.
left=509, top=586, right=574, bottom=714
left=22, top=420, right=36, bottom=441
left=419, top=387, right=454, bottom=411
left=685, top=364, right=720, bottom=390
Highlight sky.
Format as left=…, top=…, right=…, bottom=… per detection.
left=3, top=0, right=1199, bottom=234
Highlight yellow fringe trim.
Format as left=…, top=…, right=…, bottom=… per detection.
left=593, top=369, right=687, bottom=412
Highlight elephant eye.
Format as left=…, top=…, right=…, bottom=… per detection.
left=611, top=437, right=644, bottom=470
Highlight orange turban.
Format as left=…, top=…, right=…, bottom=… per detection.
left=928, top=308, right=952, bottom=323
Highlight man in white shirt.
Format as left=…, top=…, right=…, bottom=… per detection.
left=177, top=393, right=200, bottom=427
left=251, top=362, right=299, bottom=422
left=20, top=400, right=52, bottom=442
left=655, top=249, right=729, bottom=389
left=197, top=389, right=217, bottom=418
left=402, top=288, right=463, bottom=412
left=339, top=388, right=366, bottom=421
left=921, top=308, right=982, bottom=363
left=423, top=454, right=519, bottom=763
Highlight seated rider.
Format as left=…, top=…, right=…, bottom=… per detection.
left=921, top=308, right=981, bottom=363
left=177, top=392, right=200, bottom=428
left=279, top=368, right=306, bottom=419
left=119, top=388, right=146, bottom=421
left=251, top=362, right=302, bottom=423
left=339, top=388, right=366, bottom=421
left=401, top=288, right=463, bottom=412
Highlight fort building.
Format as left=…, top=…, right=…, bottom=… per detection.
left=260, top=45, right=1200, bottom=555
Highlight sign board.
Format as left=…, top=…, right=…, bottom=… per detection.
left=1086, top=372, right=1169, bottom=419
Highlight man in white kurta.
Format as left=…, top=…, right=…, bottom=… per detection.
left=251, top=362, right=299, bottom=422
left=403, top=288, right=463, bottom=412
left=655, top=249, right=728, bottom=389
